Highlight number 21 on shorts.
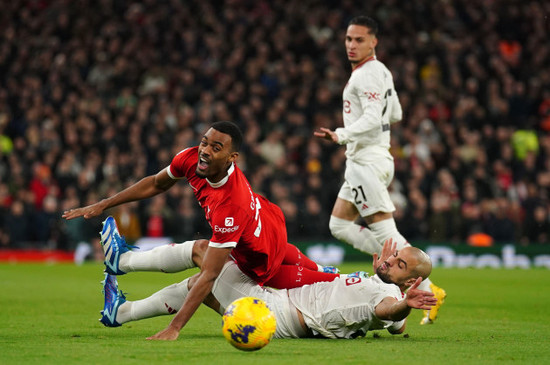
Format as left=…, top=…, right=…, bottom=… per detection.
left=352, top=185, right=367, bottom=205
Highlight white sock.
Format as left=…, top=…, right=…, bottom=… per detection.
left=119, top=241, right=195, bottom=273
left=329, top=216, right=382, bottom=255
left=368, top=218, right=409, bottom=250
left=116, top=278, right=190, bottom=323
left=418, top=277, right=432, bottom=292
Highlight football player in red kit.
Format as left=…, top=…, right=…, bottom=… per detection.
left=63, top=121, right=339, bottom=340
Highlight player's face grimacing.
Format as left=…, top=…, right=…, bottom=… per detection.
left=376, top=247, right=417, bottom=288
left=345, top=24, right=377, bottom=67
left=196, top=128, right=238, bottom=182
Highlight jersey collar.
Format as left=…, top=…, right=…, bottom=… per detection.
left=206, top=162, right=235, bottom=188
left=353, top=55, right=377, bottom=72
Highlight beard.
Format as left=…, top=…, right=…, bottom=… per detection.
left=376, top=266, right=392, bottom=284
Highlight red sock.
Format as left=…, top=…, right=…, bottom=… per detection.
left=264, top=264, right=339, bottom=289
left=282, top=243, right=319, bottom=271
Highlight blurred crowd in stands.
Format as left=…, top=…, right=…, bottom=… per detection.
left=0, top=0, right=549, bottom=256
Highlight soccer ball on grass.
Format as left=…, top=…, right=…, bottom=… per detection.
left=221, top=297, right=277, bottom=351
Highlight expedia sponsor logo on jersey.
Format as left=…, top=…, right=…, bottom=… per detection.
left=214, top=225, right=240, bottom=233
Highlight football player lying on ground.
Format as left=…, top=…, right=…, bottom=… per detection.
left=101, top=239, right=436, bottom=339
left=64, top=121, right=340, bottom=340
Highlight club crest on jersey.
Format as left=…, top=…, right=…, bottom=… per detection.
left=225, top=217, right=234, bottom=227
left=345, top=277, right=361, bottom=285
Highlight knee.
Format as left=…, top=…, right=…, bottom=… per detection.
left=329, top=216, right=352, bottom=240
left=192, top=239, right=209, bottom=268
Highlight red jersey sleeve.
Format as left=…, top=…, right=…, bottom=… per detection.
left=167, top=147, right=197, bottom=179
left=208, top=204, right=250, bottom=249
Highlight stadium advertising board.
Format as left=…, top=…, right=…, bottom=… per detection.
left=132, top=238, right=550, bottom=269
left=302, top=242, right=550, bottom=269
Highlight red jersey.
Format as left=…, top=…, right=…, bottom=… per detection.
left=167, top=146, right=287, bottom=284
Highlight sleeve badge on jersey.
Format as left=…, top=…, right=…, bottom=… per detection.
left=363, top=91, right=381, bottom=101
left=225, top=217, right=234, bottom=227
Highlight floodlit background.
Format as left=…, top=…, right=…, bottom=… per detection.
left=0, top=0, right=548, bottom=266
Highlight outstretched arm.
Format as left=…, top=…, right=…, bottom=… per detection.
left=374, top=277, right=437, bottom=322
left=147, top=245, right=232, bottom=340
left=62, top=168, right=176, bottom=220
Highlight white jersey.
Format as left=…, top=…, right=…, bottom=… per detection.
left=213, top=261, right=405, bottom=339
left=335, top=56, right=402, bottom=164
left=288, top=275, right=405, bottom=339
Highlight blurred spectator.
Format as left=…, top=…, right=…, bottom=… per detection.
left=460, top=178, right=484, bottom=240
left=4, top=200, right=31, bottom=247
left=258, top=127, right=286, bottom=167
left=429, top=169, right=461, bottom=242
left=298, top=195, right=332, bottom=240
left=143, top=195, right=173, bottom=238
left=399, top=188, right=429, bottom=241
left=278, top=198, right=301, bottom=239
left=33, top=194, right=65, bottom=248
left=521, top=204, right=550, bottom=245
left=512, top=129, right=539, bottom=161
left=80, top=192, right=106, bottom=261
left=60, top=186, right=84, bottom=251
left=484, top=197, right=519, bottom=244
left=171, top=199, right=212, bottom=242
left=28, top=163, right=58, bottom=211
left=112, top=203, right=142, bottom=244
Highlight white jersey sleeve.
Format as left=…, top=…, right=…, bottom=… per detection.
left=336, top=58, right=402, bottom=163
left=288, top=275, right=404, bottom=339
left=389, top=83, right=402, bottom=124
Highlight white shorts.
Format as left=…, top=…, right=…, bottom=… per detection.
left=338, top=158, right=395, bottom=217
left=212, top=261, right=307, bottom=339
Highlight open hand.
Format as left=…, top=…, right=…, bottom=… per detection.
left=146, top=326, right=180, bottom=341
left=405, top=278, right=437, bottom=310
left=313, top=128, right=339, bottom=143
left=373, top=238, right=396, bottom=273
left=62, top=202, right=105, bottom=220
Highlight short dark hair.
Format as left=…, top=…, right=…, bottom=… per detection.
left=211, top=121, right=243, bottom=152
left=348, top=16, right=379, bottom=36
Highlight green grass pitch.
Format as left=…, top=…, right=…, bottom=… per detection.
left=1, top=262, right=549, bottom=364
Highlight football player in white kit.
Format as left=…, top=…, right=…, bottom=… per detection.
left=314, top=15, right=446, bottom=325
left=103, top=239, right=436, bottom=339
